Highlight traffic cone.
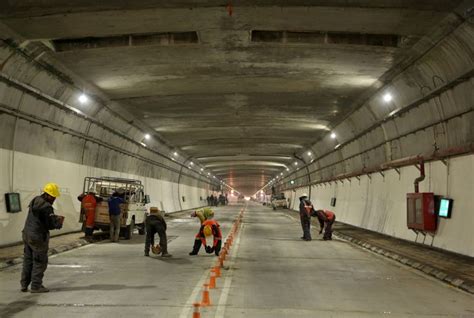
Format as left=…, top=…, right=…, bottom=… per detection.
left=209, top=269, right=217, bottom=289
left=214, top=265, right=221, bottom=277
left=201, top=284, right=211, bottom=306
left=219, top=256, right=224, bottom=267
left=193, top=303, right=201, bottom=318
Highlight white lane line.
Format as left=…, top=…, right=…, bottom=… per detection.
left=214, top=222, right=244, bottom=317
left=178, top=266, right=211, bottom=318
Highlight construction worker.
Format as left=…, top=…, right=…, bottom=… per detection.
left=21, top=183, right=64, bottom=293
left=314, top=209, right=336, bottom=240
left=189, top=218, right=222, bottom=256
left=144, top=208, right=171, bottom=257
left=108, top=192, right=124, bottom=242
left=77, top=191, right=103, bottom=239
left=299, top=193, right=313, bottom=241
left=190, top=207, right=214, bottom=224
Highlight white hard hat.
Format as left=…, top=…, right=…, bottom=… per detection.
left=301, top=193, right=308, bottom=198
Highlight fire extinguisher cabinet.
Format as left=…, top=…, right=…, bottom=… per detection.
left=406, top=192, right=436, bottom=232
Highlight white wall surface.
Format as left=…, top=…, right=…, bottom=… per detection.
left=0, top=148, right=210, bottom=246
left=285, top=155, right=474, bottom=257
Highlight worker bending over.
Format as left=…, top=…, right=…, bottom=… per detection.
left=144, top=208, right=171, bottom=257
left=189, top=218, right=222, bottom=256
left=190, top=207, right=214, bottom=224
left=314, top=209, right=336, bottom=240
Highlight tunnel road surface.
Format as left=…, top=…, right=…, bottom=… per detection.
left=0, top=203, right=473, bottom=318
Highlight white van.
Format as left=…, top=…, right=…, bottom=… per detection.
left=79, top=177, right=149, bottom=239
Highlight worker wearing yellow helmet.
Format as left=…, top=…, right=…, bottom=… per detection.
left=190, top=207, right=214, bottom=224
left=21, top=183, right=64, bottom=293
left=189, top=218, right=222, bottom=256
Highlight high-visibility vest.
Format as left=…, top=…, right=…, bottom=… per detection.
left=324, top=210, right=335, bottom=221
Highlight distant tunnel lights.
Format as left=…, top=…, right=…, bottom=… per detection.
left=78, top=94, right=89, bottom=104
left=383, top=93, right=393, bottom=103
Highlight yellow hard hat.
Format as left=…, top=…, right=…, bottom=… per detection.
left=43, top=183, right=60, bottom=198
left=203, top=225, right=212, bottom=237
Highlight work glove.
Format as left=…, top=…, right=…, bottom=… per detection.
left=205, top=245, right=213, bottom=254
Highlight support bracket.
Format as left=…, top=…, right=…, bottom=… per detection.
left=394, top=168, right=400, bottom=175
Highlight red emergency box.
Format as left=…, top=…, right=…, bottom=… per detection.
left=406, top=192, right=436, bottom=232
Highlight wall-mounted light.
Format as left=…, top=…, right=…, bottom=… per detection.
left=190, top=161, right=194, bottom=165
left=140, top=142, right=147, bottom=147
left=78, top=93, right=89, bottom=104
left=383, top=93, right=393, bottom=103
left=280, top=172, right=283, bottom=176
left=200, top=168, right=204, bottom=171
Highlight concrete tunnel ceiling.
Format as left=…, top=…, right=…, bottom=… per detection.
left=0, top=0, right=467, bottom=195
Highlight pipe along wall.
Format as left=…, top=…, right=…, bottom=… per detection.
left=285, top=154, right=474, bottom=257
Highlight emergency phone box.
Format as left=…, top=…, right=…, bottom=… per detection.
left=406, top=192, right=436, bottom=232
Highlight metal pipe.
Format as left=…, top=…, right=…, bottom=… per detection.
left=414, top=160, right=425, bottom=193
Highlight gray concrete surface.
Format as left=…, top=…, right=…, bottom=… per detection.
left=1, top=203, right=472, bottom=318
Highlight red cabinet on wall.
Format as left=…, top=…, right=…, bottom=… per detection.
left=406, top=192, right=436, bottom=232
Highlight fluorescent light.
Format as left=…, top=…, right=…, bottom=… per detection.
left=335, top=143, right=341, bottom=149
left=140, top=142, right=147, bottom=147
left=330, top=132, right=336, bottom=139
left=383, top=93, right=392, bottom=103
left=144, top=134, right=151, bottom=140
left=78, top=94, right=88, bottom=104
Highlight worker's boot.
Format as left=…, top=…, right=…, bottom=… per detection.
left=189, top=240, right=201, bottom=255
left=30, top=285, right=49, bottom=293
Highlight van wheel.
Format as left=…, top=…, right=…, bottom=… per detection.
left=125, top=219, right=135, bottom=240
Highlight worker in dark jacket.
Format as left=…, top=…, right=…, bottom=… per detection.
left=314, top=209, right=336, bottom=240
left=21, top=183, right=64, bottom=293
left=299, top=193, right=313, bottom=241
left=144, top=208, right=171, bottom=257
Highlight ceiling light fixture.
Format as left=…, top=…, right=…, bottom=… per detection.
left=383, top=93, right=393, bottom=103
left=78, top=93, right=89, bottom=104
left=144, top=134, right=151, bottom=140
left=330, top=132, right=336, bottom=139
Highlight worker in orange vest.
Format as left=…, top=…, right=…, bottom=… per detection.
left=314, top=209, right=336, bottom=240
left=77, top=192, right=102, bottom=239
left=189, top=218, right=222, bottom=256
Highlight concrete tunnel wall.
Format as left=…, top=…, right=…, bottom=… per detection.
left=279, top=18, right=473, bottom=257
left=284, top=154, right=474, bottom=257
left=0, top=43, right=217, bottom=246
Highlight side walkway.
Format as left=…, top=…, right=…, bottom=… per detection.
left=281, top=208, right=474, bottom=294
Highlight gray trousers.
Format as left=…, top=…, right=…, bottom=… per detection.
left=300, top=215, right=311, bottom=240
left=21, top=231, right=49, bottom=289
left=110, top=215, right=121, bottom=241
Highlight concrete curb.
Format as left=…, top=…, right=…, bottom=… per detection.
left=0, top=238, right=90, bottom=271
left=334, top=231, right=474, bottom=295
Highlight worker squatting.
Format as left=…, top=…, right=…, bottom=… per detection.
left=20, top=183, right=222, bottom=293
